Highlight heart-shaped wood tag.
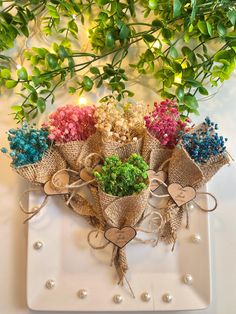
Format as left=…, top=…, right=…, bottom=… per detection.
left=44, top=171, right=69, bottom=196
left=148, top=170, right=167, bottom=192
left=168, top=183, right=196, bottom=207
left=104, top=226, right=137, bottom=249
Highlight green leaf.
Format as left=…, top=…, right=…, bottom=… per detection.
left=37, top=97, right=46, bottom=113
left=182, top=46, right=192, bottom=56
left=5, top=80, right=18, bottom=89
left=148, top=0, right=158, bottom=10
left=227, top=10, right=236, bottom=26
left=119, top=24, right=130, bottom=40
left=162, top=28, right=172, bottom=40
left=206, top=21, right=213, bottom=37
left=198, top=86, right=209, bottom=95
left=185, top=79, right=201, bottom=87
left=47, top=4, right=59, bottom=19
left=217, top=23, right=226, bottom=37
left=58, top=45, right=68, bottom=59
left=30, top=91, right=38, bottom=102
left=173, top=0, right=182, bottom=18
left=143, top=34, right=156, bottom=42
left=68, top=87, right=76, bottom=94
left=214, top=50, right=231, bottom=63
left=90, top=67, right=100, bottom=75
left=1, top=68, right=11, bottom=79
left=46, top=53, right=58, bottom=69
left=82, top=76, right=94, bottom=91
left=176, top=85, right=184, bottom=100
left=183, top=94, right=198, bottom=110
left=11, top=105, right=22, bottom=112
left=17, top=67, right=28, bottom=80
left=169, top=46, right=178, bottom=58
left=197, top=20, right=208, bottom=35
left=105, top=31, right=115, bottom=48
left=68, top=57, right=75, bottom=77
left=151, top=19, right=163, bottom=29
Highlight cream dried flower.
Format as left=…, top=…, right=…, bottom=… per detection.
left=95, top=99, right=147, bottom=144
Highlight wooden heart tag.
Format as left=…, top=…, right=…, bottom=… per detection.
left=148, top=170, right=167, bottom=192
left=168, top=183, right=196, bottom=207
left=104, top=226, right=137, bottom=249
left=44, top=171, right=69, bottom=196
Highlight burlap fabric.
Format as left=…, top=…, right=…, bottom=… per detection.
left=98, top=188, right=149, bottom=282
left=15, top=147, right=66, bottom=184
left=161, top=123, right=230, bottom=244
left=57, top=132, right=101, bottom=171
left=102, top=137, right=143, bottom=160
left=142, top=130, right=173, bottom=171
left=67, top=193, right=96, bottom=217
left=168, top=144, right=230, bottom=190
left=158, top=203, right=184, bottom=245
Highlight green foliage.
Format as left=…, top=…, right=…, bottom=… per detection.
left=0, top=0, right=236, bottom=121
left=94, top=154, right=149, bottom=197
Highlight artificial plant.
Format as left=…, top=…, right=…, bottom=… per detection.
left=0, top=0, right=235, bottom=121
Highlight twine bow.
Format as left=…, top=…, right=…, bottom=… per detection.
left=148, top=176, right=218, bottom=249
left=19, top=153, right=104, bottom=223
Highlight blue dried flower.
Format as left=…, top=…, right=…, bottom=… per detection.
left=182, top=117, right=227, bottom=164
left=1, top=123, right=51, bottom=167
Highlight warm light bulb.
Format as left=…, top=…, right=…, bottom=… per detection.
left=78, top=97, right=87, bottom=106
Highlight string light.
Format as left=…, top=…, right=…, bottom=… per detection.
left=78, top=97, right=87, bottom=106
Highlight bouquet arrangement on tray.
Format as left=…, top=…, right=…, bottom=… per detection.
left=1, top=99, right=231, bottom=293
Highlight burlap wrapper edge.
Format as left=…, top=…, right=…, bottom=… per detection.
left=168, top=144, right=230, bottom=189
left=14, top=147, right=66, bottom=184
left=102, top=136, right=143, bottom=160
left=142, top=130, right=173, bottom=171
left=57, top=132, right=101, bottom=171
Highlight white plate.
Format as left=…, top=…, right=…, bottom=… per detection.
left=27, top=189, right=211, bottom=311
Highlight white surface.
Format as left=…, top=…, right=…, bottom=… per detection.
left=27, top=190, right=210, bottom=311
left=0, top=75, right=236, bottom=314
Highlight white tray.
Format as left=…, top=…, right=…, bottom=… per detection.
left=27, top=189, right=211, bottom=311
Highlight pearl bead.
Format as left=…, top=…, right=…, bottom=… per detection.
left=45, top=280, right=55, bottom=289
left=78, top=289, right=88, bottom=299
left=113, top=294, right=123, bottom=304
left=162, top=293, right=172, bottom=303
left=188, top=203, right=195, bottom=210
left=33, top=241, right=43, bottom=250
left=191, top=234, right=201, bottom=244
left=183, top=274, right=193, bottom=285
left=141, top=292, right=151, bottom=302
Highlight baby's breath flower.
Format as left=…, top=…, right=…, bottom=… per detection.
left=95, top=99, right=147, bottom=143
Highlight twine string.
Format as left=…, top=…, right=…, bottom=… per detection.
left=194, top=191, right=218, bottom=212
left=19, top=188, right=48, bottom=224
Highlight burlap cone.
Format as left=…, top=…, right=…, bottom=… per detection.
left=15, top=147, right=66, bottom=184
left=57, top=132, right=101, bottom=171
left=102, top=137, right=143, bottom=160
left=168, top=144, right=230, bottom=190
left=98, top=187, right=149, bottom=282
left=142, top=130, right=173, bottom=171
left=168, top=123, right=230, bottom=189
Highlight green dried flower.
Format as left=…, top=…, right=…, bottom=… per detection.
left=94, top=154, right=149, bottom=197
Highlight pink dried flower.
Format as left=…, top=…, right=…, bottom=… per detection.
left=144, top=99, right=192, bottom=148
left=44, top=104, right=96, bottom=143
